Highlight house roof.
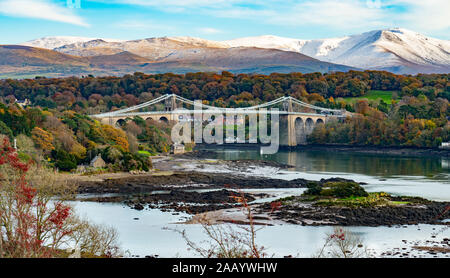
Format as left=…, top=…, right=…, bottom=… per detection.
left=90, top=155, right=104, bottom=164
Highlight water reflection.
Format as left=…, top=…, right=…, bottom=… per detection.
left=443, top=158, right=449, bottom=170
left=71, top=201, right=450, bottom=258
left=202, top=146, right=449, bottom=180
left=70, top=146, right=450, bottom=257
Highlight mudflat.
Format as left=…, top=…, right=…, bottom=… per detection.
left=66, top=151, right=449, bottom=227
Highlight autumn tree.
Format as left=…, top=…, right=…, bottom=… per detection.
left=0, top=138, right=122, bottom=258
left=31, top=127, right=54, bottom=153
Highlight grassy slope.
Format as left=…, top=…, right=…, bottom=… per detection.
left=343, top=90, right=396, bottom=105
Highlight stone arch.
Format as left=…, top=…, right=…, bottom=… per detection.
left=116, top=119, right=126, bottom=128
left=143, top=116, right=155, bottom=122
left=294, top=117, right=305, bottom=145
left=316, top=118, right=325, bottom=125
left=305, top=118, right=315, bottom=134
left=159, top=116, right=169, bottom=123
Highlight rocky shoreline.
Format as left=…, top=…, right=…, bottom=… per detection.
left=72, top=150, right=449, bottom=227
left=76, top=170, right=309, bottom=194
left=76, top=171, right=358, bottom=215
left=290, top=144, right=450, bottom=157
left=257, top=197, right=449, bottom=227
left=195, top=144, right=450, bottom=157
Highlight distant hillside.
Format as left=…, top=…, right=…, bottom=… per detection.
left=0, top=45, right=88, bottom=66
left=6, top=27, right=450, bottom=78
left=0, top=42, right=356, bottom=78
left=224, top=28, right=450, bottom=74
left=0, top=45, right=92, bottom=78
left=17, top=28, right=450, bottom=75
left=22, top=36, right=124, bottom=49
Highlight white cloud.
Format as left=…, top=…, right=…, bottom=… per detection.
left=391, top=0, right=450, bottom=31
left=115, top=19, right=175, bottom=31
left=0, top=0, right=89, bottom=26
left=90, top=0, right=239, bottom=13
left=206, top=0, right=386, bottom=31
left=270, top=0, right=385, bottom=29
left=209, top=0, right=449, bottom=36
left=96, top=0, right=238, bottom=7
left=198, top=27, right=222, bottom=34
left=92, top=0, right=450, bottom=37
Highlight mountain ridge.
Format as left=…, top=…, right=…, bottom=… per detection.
left=21, top=36, right=125, bottom=50
left=8, top=28, right=450, bottom=77
left=223, top=28, right=450, bottom=74
left=0, top=43, right=356, bottom=78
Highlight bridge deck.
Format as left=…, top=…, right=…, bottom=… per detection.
left=92, top=94, right=346, bottom=119
left=92, top=110, right=340, bottom=118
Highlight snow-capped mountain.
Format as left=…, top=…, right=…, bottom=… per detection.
left=167, top=36, right=229, bottom=48
left=3, top=37, right=355, bottom=78
left=224, top=35, right=307, bottom=53
left=21, top=36, right=124, bottom=50
left=223, top=28, right=450, bottom=74
left=12, top=28, right=450, bottom=75
left=52, top=37, right=229, bottom=59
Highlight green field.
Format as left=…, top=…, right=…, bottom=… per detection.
left=344, top=90, right=396, bottom=104
left=138, top=150, right=152, bottom=156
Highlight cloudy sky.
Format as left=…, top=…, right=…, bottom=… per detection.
left=0, top=0, right=449, bottom=44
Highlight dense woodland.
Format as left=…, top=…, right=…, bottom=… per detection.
left=0, top=71, right=448, bottom=109
left=0, top=70, right=448, bottom=171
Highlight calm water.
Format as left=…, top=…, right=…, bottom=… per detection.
left=72, top=147, right=450, bottom=257
left=71, top=201, right=449, bottom=258
left=200, top=146, right=450, bottom=201
left=205, top=146, right=450, bottom=180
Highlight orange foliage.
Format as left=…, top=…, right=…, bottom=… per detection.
left=31, top=127, right=54, bottom=152
left=101, top=124, right=129, bottom=152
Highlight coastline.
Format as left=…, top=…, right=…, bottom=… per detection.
left=194, top=143, right=450, bottom=157
left=294, top=144, right=450, bottom=157
left=67, top=152, right=450, bottom=228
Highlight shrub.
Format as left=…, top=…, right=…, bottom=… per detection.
left=304, top=182, right=368, bottom=198
left=325, top=182, right=368, bottom=198
left=304, top=182, right=322, bottom=195
left=0, top=120, right=13, bottom=139
left=170, top=192, right=267, bottom=258
left=53, top=150, right=77, bottom=171
left=316, top=227, right=372, bottom=258
left=0, top=138, right=122, bottom=258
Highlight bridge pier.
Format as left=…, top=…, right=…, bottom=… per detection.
left=280, top=114, right=327, bottom=147
left=99, top=117, right=118, bottom=126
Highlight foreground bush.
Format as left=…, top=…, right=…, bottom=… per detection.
left=316, top=227, right=372, bottom=258
left=0, top=138, right=122, bottom=258
left=305, top=182, right=368, bottom=198
left=171, top=192, right=267, bottom=258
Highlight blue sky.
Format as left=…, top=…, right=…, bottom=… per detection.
left=0, top=0, right=449, bottom=44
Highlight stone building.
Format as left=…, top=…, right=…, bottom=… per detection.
left=90, top=155, right=106, bottom=168
left=171, top=143, right=185, bottom=154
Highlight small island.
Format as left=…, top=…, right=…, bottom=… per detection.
left=73, top=154, right=449, bottom=228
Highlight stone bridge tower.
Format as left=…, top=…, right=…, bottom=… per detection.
left=279, top=97, right=327, bottom=147
left=165, top=95, right=177, bottom=112
left=280, top=98, right=295, bottom=146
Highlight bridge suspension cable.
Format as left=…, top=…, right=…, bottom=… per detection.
left=95, top=94, right=171, bottom=117
left=93, top=93, right=345, bottom=118
left=236, top=96, right=287, bottom=110
left=175, top=94, right=288, bottom=112
left=287, top=96, right=342, bottom=113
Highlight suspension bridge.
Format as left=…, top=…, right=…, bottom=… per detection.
left=92, top=94, right=349, bottom=146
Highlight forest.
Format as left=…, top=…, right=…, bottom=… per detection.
left=0, top=70, right=448, bottom=171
